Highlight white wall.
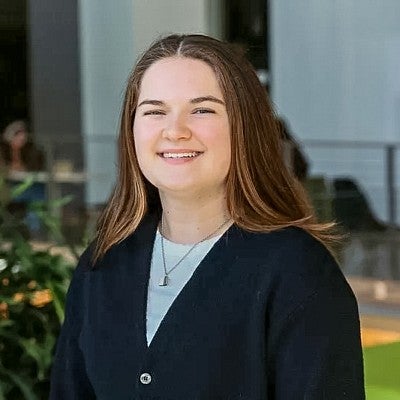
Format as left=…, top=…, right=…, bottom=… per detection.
left=133, top=0, right=223, bottom=58
left=79, top=0, right=220, bottom=204
left=78, top=0, right=135, bottom=204
left=133, top=0, right=209, bottom=58
left=271, top=0, right=400, bottom=223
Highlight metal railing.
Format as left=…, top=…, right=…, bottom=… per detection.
left=303, top=139, right=399, bottom=226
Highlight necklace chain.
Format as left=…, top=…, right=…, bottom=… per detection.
left=158, top=216, right=231, bottom=286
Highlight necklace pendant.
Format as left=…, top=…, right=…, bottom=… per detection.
left=159, top=275, right=169, bottom=287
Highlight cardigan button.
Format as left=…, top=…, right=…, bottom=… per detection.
left=140, top=372, right=152, bottom=385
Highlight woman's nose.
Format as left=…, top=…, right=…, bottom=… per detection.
left=162, top=115, right=191, bottom=141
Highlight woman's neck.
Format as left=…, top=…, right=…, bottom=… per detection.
left=159, top=192, right=231, bottom=244
left=10, top=147, right=25, bottom=171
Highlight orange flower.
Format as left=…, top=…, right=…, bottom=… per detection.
left=13, top=292, right=25, bottom=303
left=2, top=278, right=9, bottom=286
left=27, top=280, right=37, bottom=289
left=0, top=302, right=8, bottom=319
left=30, top=289, right=53, bottom=308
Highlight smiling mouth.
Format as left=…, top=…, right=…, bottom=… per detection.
left=159, top=151, right=203, bottom=159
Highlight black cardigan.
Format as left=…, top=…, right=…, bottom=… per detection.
left=49, top=214, right=365, bottom=399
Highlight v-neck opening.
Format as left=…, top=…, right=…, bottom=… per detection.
left=142, top=222, right=236, bottom=351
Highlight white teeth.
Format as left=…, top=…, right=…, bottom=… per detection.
left=162, top=152, right=199, bottom=159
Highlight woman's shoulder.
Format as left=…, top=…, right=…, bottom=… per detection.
left=233, top=225, right=333, bottom=267
left=244, top=227, right=355, bottom=320
left=73, top=243, right=96, bottom=276
left=232, top=226, right=349, bottom=300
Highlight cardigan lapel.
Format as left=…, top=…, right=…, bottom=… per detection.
left=145, top=222, right=238, bottom=352
left=119, top=213, right=160, bottom=353
left=119, top=213, right=239, bottom=354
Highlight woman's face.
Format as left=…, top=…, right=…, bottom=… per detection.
left=10, top=130, right=27, bottom=149
left=133, top=56, right=231, bottom=199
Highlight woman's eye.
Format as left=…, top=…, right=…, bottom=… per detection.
left=143, top=110, right=165, bottom=116
left=193, top=108, right=215, bottom=114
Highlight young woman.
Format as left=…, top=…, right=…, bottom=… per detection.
left=0, top=120, right=44, bottom=172
left=1, top=120, right=45, bottom=233
left=50, top=34, right=365, bottom=399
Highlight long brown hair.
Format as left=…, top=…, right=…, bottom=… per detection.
left=93, top=34, right=336, bottom=263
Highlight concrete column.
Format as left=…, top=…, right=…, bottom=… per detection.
left=78, top=0, right=135, bottom=204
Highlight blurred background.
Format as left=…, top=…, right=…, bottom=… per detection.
left=1, top=0, right=400, bottom=398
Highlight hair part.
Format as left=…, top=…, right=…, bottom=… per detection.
left=93, top=34, right=338, bottom=264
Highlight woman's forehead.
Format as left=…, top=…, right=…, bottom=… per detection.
left=138, top=57, right=223, bottom=101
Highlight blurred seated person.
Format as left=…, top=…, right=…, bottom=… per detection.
left=332, top=178, right=389, bottom=232
left=0, top=120, right=46, bottom=234
left=276, top=117, right=309, bottom=182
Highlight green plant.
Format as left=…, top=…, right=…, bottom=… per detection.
left=0, top=177, right=79, bottom=399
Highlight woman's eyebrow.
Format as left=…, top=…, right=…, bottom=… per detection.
left=137, top=99, right=165, bottom=107
left=190, top=96, right=225, bottom=105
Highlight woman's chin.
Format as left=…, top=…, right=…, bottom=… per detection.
left=157, top=182, right=200, bottom=196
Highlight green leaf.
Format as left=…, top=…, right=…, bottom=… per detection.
left=49, top=195, right=74, bottom=209
left=19, top=334, right=55, bottom=381
left=10, top=176, right=34, bottom=199
left=0, top=377, right=12, bottom=400
left=0, top=361, right=38, bottom=400
left=46, top=280, right=66, bottom=323
left=0, top=320, right=14, bottom=328
left=0, top=382, right=6, bottom=400
left=0, top=328, right=19, bottom=342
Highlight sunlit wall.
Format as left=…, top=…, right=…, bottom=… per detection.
left=271, top=0, right=400, bottom=224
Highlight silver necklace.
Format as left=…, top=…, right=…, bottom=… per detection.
left=158, top=216, right=231, bottom=287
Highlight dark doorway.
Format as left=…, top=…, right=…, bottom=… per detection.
left=0, top=0, right=28, bottom=131
left=223, top=0, right=269, bottom=72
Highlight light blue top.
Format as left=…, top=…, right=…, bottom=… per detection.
left=146, top=229, right=222, bottom=345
